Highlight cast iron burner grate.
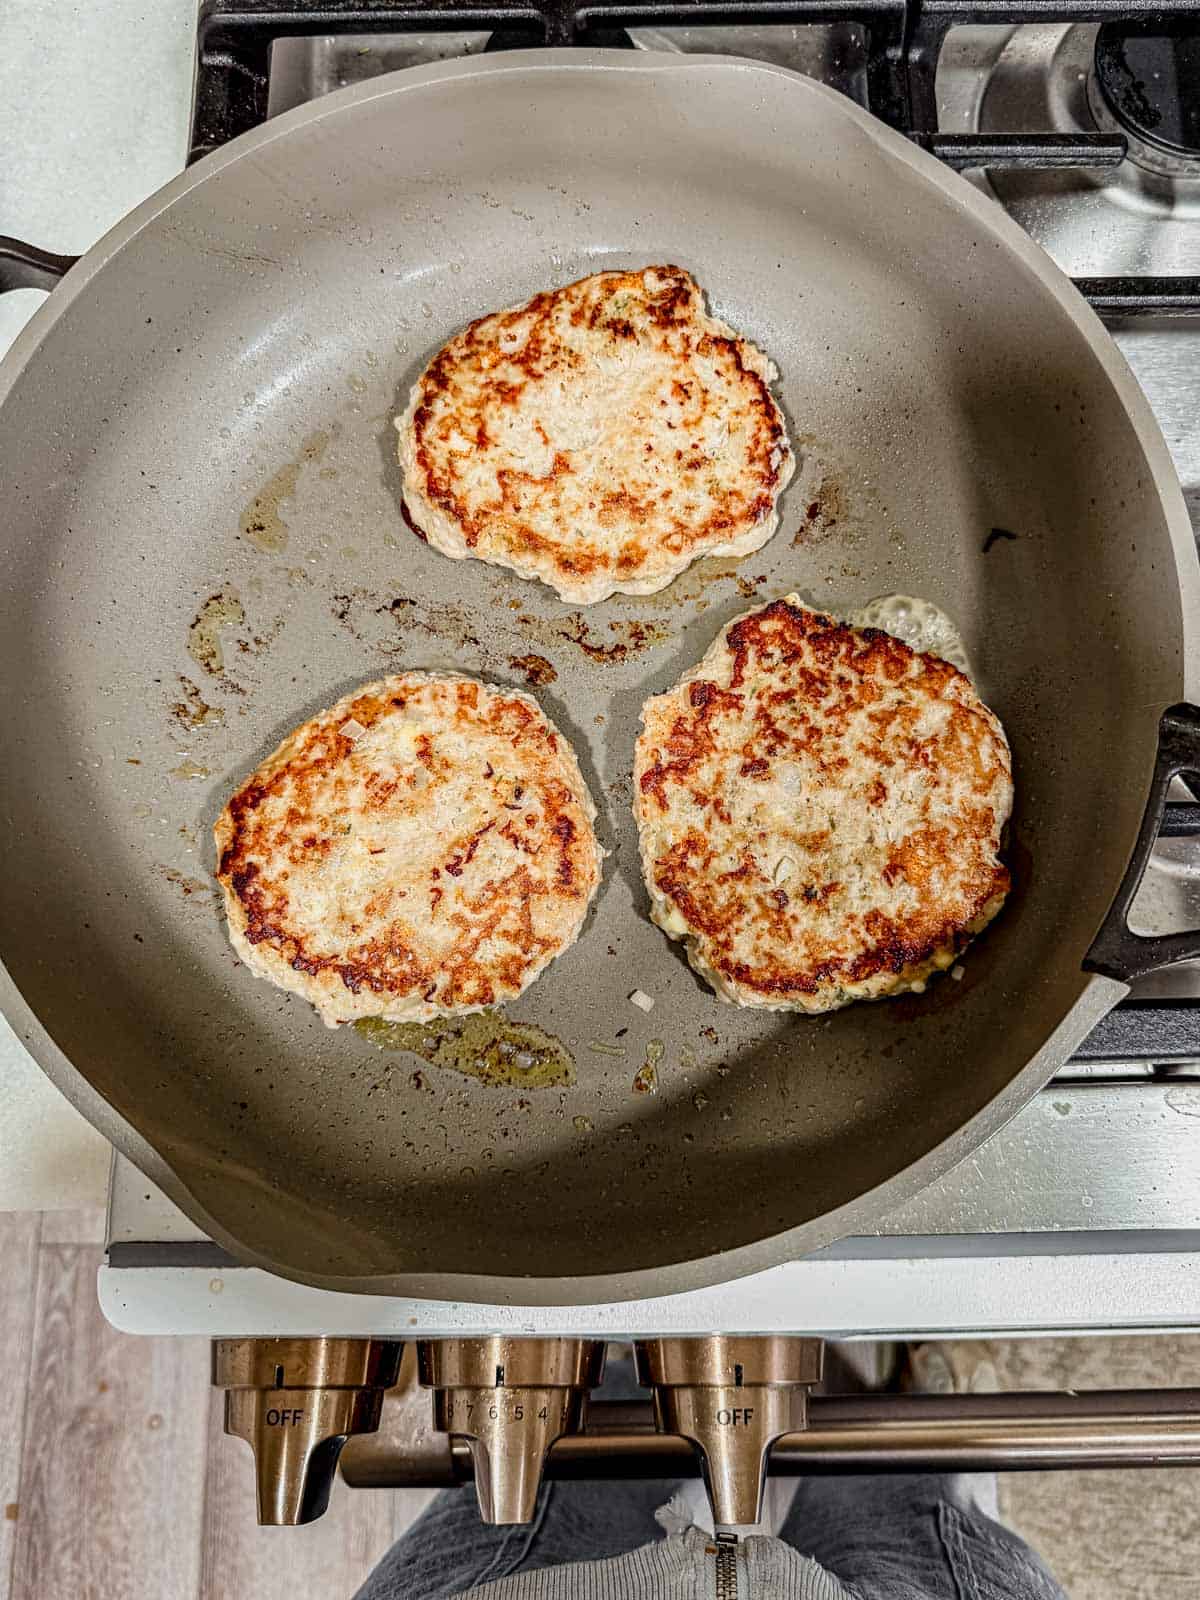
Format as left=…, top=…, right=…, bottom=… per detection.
left=187, top=0, right=1200, bottom=1066
left=194, top=0, right=1200, bottom=319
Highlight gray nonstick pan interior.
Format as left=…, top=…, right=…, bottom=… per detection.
left=0, top=53, right=1192, bottom=1302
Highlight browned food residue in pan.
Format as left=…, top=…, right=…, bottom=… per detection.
left=187, top=590, right=244, bottom=675
left=379, top=594, right=483, bottom=650
left=354, top=1010, right=575, bottom=1088
left=792, top=471, right=847, bottom=544
left=171, top=676, right=225, bottom=730
left=234, top=613, right=286, bottom=660
left=517, top=610, right=668, bottom=663
left=330, top=588, right=489, bottom=659
left=606, top=773, right=634, bottom=807
left=508, top=653, right=558, bottom=687
left=239, top=429, right=333, bottom=553
left=159, top=864, right=215, bottom=900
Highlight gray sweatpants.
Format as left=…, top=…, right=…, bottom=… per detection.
left=354, top=1473, right=1067, bottom=1599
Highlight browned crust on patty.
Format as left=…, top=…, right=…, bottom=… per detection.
left=214, top=673, right=601, bottom=1023
left=399, top=266, right=793, bottom=601
left=634, top=599, right=1012, bottom=1009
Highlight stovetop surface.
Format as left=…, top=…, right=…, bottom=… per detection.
left=4, top=1, right=1200, bottom=1329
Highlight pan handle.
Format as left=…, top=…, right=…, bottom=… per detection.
left=0, top=236, right=78, bottom=295
left=1084, top=702, right=1200, bottom=982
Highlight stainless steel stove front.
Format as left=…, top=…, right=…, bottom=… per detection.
left=103, top=1054, right=1200, bottom=1339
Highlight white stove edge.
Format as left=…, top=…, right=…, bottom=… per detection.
left=103, top=1069, right=1200, bottom=1335
left=99, top=1251, right=1200, bottom=1339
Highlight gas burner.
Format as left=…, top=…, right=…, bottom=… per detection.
left=948, top=24, right=1200, bottom=277
left=1091, top=22, right=1200, bottom=180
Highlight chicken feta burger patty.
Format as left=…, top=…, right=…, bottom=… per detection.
left=396, top=265, right=794, bottom=604
left=633, top=596, right=1013, bottom=1012
left=215, top=672, right=602, bottom=1027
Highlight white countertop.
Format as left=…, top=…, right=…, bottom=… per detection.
left=0, top=0, right=195, bottom=1208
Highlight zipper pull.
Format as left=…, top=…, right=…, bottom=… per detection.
left=714, top=1530, right=739, bottom=1599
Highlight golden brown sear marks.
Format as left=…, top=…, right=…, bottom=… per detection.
left=634, top=597, right=1013, bottom=1012
left=396, top=267, right=794, bottom=604
left=508, top=652, right=558, bottom=687
left=215, top=673, right=601, bottom=1027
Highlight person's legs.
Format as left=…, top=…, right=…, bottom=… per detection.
left=353, top=1477, right=675, bottom=1600
left=779, top=1473, right=1067, bottom=1600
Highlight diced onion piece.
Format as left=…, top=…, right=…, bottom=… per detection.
left=339, top=717, right=367, bottom=741
left=629, top=989, right=655, bottom=1013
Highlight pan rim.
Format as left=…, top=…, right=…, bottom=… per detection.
left=0, top=49, right=1191, bottom=1302
left=1, top=49, right=1195, bottom=690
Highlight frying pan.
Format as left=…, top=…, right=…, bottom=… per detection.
left=2, top=51, right=1199, bottom=1306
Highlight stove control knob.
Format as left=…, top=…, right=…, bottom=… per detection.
left=420, top=1337, right=606, bottom=1524
left=634, top=1336, right=824, bottom=1527
left=213, top=1337, right=403, bottom=1525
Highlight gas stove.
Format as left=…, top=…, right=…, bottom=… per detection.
left=90, top=1, right=1200, bottom=1343
left=7, top=0, right=1200, bottom=1538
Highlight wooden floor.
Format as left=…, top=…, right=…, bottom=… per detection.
left=2, top=1208, right=1199, bottom=1599
left=0, top=1212, right=433, bottom=1600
